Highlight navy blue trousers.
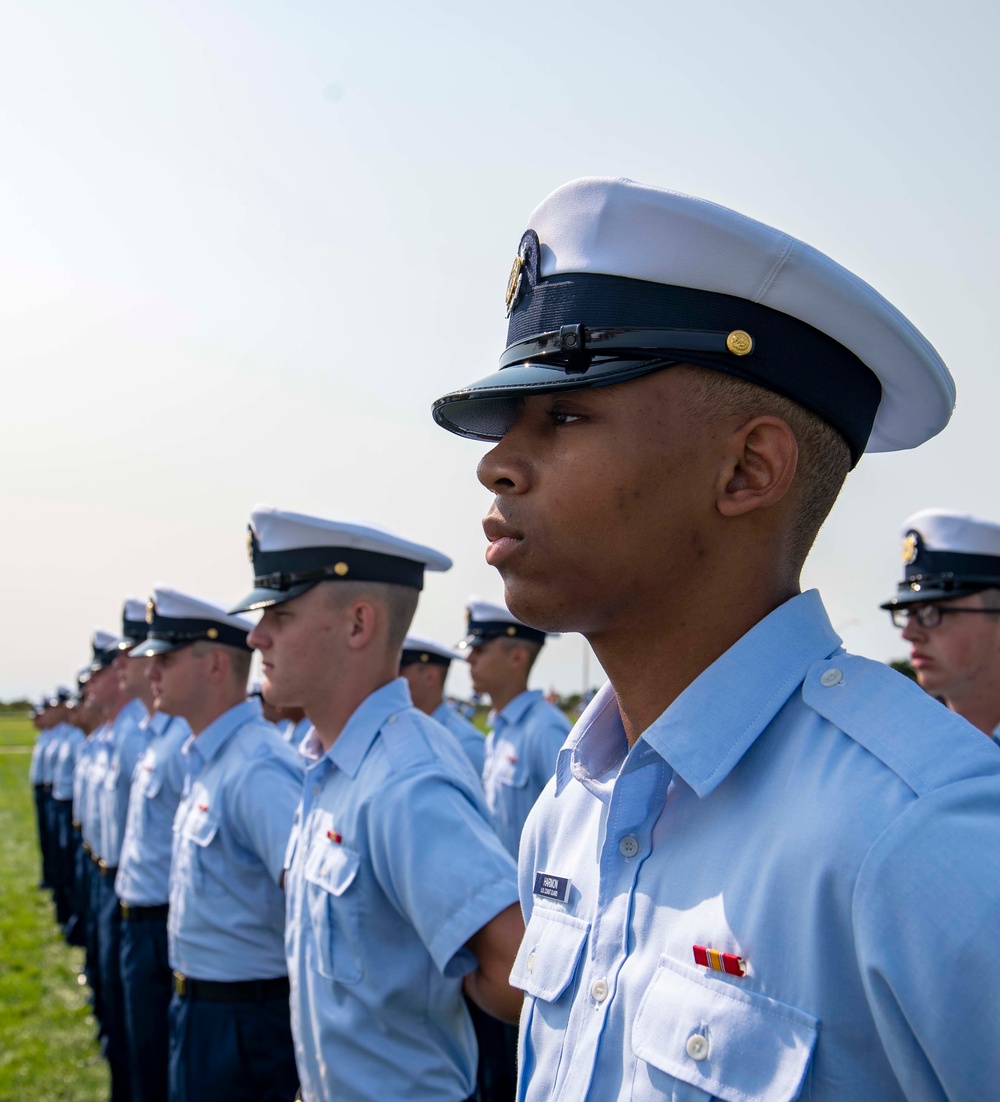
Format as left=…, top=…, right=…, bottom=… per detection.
left=52, top=800, right=77, bottom=929
left=167, top=989, right=297, bottom=1102
left=40, top=789, right=58, bottom=889
left=120, top=913, right=171, bottom=1102
left=97, top=874, right=132, bottom=1102
left=33, top=785, right=51, bottom=887
left=467, top=999, right=518, bottom=1102
left=83, top=855, right=104, bottom=1027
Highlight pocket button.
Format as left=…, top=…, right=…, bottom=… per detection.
left=685, top=1033, right=710, bottom=1062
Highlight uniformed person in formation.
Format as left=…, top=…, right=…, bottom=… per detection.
left=135, top=586, right=302, bottom=1102
left=115, top=597, right=191, bottom=1102
left=882, top=509, right=1000, bottom=741
left=432, top=176, right=1000, bottom=1100
left=232, top=505, right=523, bottom=1102
left=87, top=624, right=149, bottom=1102
left=462, top=598, right=570, bottom=860
left=399, top=633, right=486, bottom=775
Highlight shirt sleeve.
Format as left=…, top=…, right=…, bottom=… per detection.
left=367, top=766, right=519, bottom=977
left=853, top=775, right=1000, bottom=1100
left=230, top=748, right=304, bottom=884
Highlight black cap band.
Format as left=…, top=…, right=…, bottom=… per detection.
left=251, top=543, right=425, bottom=593
left=466, top=620, right=547, bottom=646
left=400, top=649, right=451, bottom=669
left=147, top=614, right=251, bottom=652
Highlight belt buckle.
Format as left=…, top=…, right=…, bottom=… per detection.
left=120, top=902, right=131, bottom=919
left=174, top=971, right=188, bottom=997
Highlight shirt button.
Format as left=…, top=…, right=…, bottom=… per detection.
left=820, top=668, right=843, bottom=687
left=591, top=978, right=609, bottom=1003
left=527, top=951, right=536, bottom=974
left=619, top=835, right=639, bottom=858
left=686, top=1034, right=710, bottom=1061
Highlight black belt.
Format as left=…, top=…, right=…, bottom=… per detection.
left=41, top=784, right=52, bottom=792
left=121, top=902, right=168, bottom=922
left=173, top=973, right=290, bottom=1003
left=99, top=862, right=118, bottom=878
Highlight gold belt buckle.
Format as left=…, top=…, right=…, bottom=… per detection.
left=120, top=902, right=131, bottom=919
left=173, top=971, right=188, bottom=997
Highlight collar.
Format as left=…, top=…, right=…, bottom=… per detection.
left=326, top=678, right=414, bottom=779
left=115, top=698, right=148, bottom=730
left=557, top=590, right=842, bottom=800
left=186, top=699, right=260, bottom=764
left=494, top=689, right=543, bottom=728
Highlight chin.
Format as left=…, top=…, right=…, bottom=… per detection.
left=502, top=575, right=593, bottom=634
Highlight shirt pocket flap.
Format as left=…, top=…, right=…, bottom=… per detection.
left=510, top=907, right=590, bottom=1002
left=304, top=841, right=360, bottom=898
left=632, top=957, right=818, bottom=1102
left=141, top=772, right=163, bottom=799
left=181, top=812, right=219, bottom=848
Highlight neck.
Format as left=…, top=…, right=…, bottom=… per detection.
left=589, top=578, right=799, bottom=746
left=104, top=693, right=134, bottom=723
left=489, top=681, right=528, bottom=715
left=187, top=692, right=244, bottom=737
left=311, top=664, right=398, bottom=752
left=944, top=693, right=1000, bottom=739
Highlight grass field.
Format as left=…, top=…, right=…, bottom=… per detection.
left=0, top=715, right=109, bottom=1100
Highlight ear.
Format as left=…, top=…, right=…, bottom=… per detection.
left=716, top=416, right=798, bottom=518
left=207, top=647, right=231, bottom=685
left=345, top=599, right=380, bottom=652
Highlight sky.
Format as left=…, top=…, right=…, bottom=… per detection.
left=3, top=0, right=998, bottom=702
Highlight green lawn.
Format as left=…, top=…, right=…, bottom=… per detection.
left=0, top=715, right=109, bottom=1099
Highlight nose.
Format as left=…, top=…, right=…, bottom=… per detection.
left=247, top=620, right=268, bottom=650
left=476, top=421, right=532, bottom=496
left=900, top=615, right=925, bottom=643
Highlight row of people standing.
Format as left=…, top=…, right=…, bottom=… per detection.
left=29, top=507, right=571, bottom=1102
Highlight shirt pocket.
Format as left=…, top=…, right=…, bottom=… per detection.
left=630, top=956, right=818, bottom=1102
left=304, top=841, right=364, bottom=985
left=510, top=907, right=590, bottom=1090
left=177, top=808, right=220, bottom=890
left=489, top=744, right=530, bottom=789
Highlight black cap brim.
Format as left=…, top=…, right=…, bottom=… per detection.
left=228, top=581, right=318, bottom=615
left=432, top=357, right=679, bottom=441
left=880, top=586, right=985, bottom=610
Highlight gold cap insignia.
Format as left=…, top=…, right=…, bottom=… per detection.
left=902, top=533, right=919, bottom=565
left=726, top=330, right=754, bottom=357
left=146, top=600, right=155, bottom=624
left=420, top=653, right=429, bottom=663
left=506, top=625, right=517, bottom=636
left=505, top=255, right=524, bottom=318
left=334, top=562, right=349, bottom=577
left=207, top=627, right=219, bottom=640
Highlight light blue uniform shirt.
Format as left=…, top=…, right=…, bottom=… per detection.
left=433, top=701, right=486, bottom=777
left=281, top=716, right=313, bottom=749
left=29, top=727, right=55, bottom=785
left=99, top=698, right=150, bottom=868
left=115, top=712, right=191, bottom=907
left=285, top=678, right=518, bottom=1102
left=513, top=590, right=1000, bottom=1102
left=52, top=724, right=86, bottom=801
left=73, top=733, right=96, bottom=824
left=169, top=700, right=303, bottom=981
left=483, top=690, right=570, bottom=859
left=40, top=724, right=65, bottom=785
left=83, top=723, right=114, bottom=855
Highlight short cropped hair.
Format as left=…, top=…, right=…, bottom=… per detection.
left=681, top=366, right=852, bottom=567
left=497, top=636, right=543, bottom=673
left=190, top=640, right=253, bottom=691
left=325, top=581, right=420, bottom=658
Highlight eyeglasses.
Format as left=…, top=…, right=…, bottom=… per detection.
left=889, top=605, right=1000, bottom=629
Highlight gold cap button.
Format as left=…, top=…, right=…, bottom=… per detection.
left=334, top=562, right=350, bottom=577
left=726, top=330, right=753, bottom=356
